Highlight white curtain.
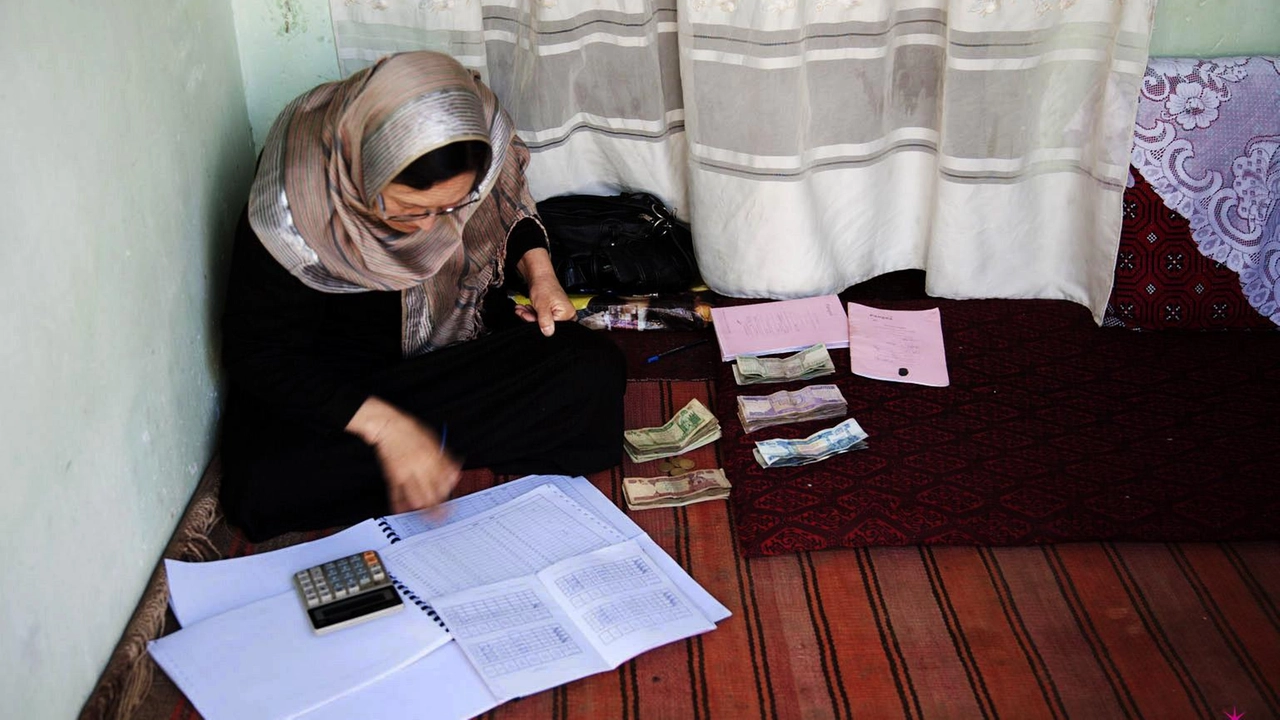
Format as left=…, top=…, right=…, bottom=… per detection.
left=330, top=0, right=1155, bottom=322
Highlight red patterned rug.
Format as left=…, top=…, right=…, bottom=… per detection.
left=605, top=327, right=718, bottom=380
left=718, top=299, right=1280, bottom=556
left=1106, top=168, right=1274, bottom=330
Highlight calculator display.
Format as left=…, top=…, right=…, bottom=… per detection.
left=309, top=586, right=403, bottom=631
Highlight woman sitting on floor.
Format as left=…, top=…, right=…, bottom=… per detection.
left=219, top=51, right=626, bottom=541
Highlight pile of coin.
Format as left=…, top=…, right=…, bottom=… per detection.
left=658, top=457, right=697, bottom=476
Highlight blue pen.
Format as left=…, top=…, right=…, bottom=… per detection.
left=645, top=338, right=711, bottom=364
left=440, top=424, right=448, bottom=452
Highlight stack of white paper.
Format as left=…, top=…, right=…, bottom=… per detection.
left=148, top=589, right=450, bottom=719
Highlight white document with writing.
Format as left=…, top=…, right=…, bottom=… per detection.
left=431, top=538, right=715, bottom=701
left=377, top=473, right=627, bottom=539
left=381, top=484, right=627, bottom=596
left=378, top=475, right=729, bottom=623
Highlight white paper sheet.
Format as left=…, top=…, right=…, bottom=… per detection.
left=432, top=539, right=715, bottom=702
left=299, top=643, right=498, bottom=720
left=381, top=485, right=626, bottom=598
left=148, top=590, right=449, bottom=720
left=435, top=575, right=606, bottom=701
left=382, top=476, right=730, bottom=623
left=165, top=519, right=389, bottom=627
left=379, top=474, right=644, bottom=541
left=539, top=540, right=715, bottom=668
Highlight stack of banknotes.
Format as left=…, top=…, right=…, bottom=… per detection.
left=737, top=384, right=848, bottom=433
left=624, top=398, right=722, bottom=462
left=753, top=418, right=869, bottom=468
left=622, top=469, right=732, bottom=510
left=732, top=344, right=836, bottom=385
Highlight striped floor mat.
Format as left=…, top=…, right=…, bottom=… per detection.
left=137, top=381, right=1280, bottom=720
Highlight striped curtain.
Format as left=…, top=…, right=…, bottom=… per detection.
left=330, top=0, right=1156, bottom=322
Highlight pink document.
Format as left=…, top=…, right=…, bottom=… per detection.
left=847, top=303, right=950, bottom=387
left=710, top=295, right=848, bottom=361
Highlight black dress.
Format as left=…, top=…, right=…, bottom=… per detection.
left=219, top=210, right=626, bottom=540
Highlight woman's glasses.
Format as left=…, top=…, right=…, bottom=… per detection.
left=377, top=190, right=481, bottom=223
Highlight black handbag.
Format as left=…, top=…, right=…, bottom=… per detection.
left=535, top=192, right=700, bottom=295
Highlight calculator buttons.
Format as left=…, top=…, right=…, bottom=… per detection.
left=295, top=571, right=322, bottom=608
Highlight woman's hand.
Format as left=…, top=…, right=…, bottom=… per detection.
left=346, top=397, right=462, bottom=513
left=514, top=247, right=576, bottom=336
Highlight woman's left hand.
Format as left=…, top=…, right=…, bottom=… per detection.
left=515, top=248, right=576, bottom=336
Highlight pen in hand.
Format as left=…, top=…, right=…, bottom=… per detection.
left=645, top=338, right=712, bottom=364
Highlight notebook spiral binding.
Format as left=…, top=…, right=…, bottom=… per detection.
left=377, top=518, right=448, bottom=632
left=389, top=575, right=449, bottom=631
left=377, top=518, right=402, bottom=544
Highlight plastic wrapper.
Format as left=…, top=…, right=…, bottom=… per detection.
left=577, top=292, right=714, bottom=331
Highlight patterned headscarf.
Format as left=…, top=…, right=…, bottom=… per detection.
left=248, top=51, right=538, bottom=356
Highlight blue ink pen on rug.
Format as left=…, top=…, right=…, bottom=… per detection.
left=645, top=338, right=711, bottom=364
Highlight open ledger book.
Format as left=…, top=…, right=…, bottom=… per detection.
left=380, top=485, right=716, bottom=702
left=152, top=475, right=731, bottom=720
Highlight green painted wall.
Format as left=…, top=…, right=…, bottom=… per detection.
left=233, top=0, right=341, bottom=150
left=1150, top=0, right=1280, bottom=57
left=0, top=1, right=254, bottom=717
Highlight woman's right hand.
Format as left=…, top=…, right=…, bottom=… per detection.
left=346, top=396, right=462, bottom=513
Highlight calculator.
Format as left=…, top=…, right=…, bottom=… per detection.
left=293, top=550, right=404, bottom=635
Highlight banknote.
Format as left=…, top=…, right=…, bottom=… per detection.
left=624, top=398, right=722, bottom=462
left=732, top=344, right=836, bottom=385
left=736, top=384, right=848, bottom=433
left=622, top=469, right=732, bottom=510
left=753, top=418, right=869, bottom=468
